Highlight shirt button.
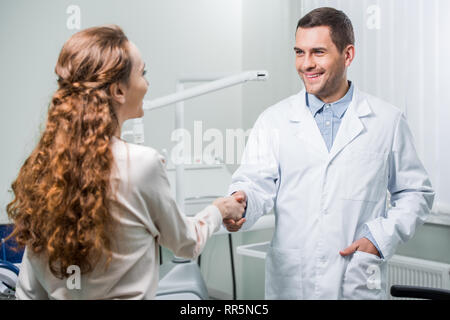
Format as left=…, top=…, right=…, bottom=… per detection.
left=326, top=121, right=331, bottom=126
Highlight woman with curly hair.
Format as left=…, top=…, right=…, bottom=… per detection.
left=6, top=25, right=245, bottom=299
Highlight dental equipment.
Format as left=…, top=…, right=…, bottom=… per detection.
left=143, top=70, right=268, bottom=111
left=141, top=70, right=268, bottom=213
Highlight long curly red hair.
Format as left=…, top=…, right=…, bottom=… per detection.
left=6, top=25, right=132, bottom=279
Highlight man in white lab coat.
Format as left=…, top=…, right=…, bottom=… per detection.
left=225, top=7, right=434, bottom=299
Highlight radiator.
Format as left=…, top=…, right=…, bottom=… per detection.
left=387, top=255, right=450, bottom=299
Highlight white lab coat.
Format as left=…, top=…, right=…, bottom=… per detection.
left=228, top=87, right=434, bottom=300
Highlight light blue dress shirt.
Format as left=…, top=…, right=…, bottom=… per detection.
left=306, top=82, right=384, bottom=258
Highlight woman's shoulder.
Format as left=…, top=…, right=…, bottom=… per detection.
left=111, top=137, right=165, bottom=173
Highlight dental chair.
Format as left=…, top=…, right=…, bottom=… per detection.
left=0, top=260, right=19, bottom=299
left=156, top=257, right=209, bottom=300
left=0, top=224, right=22, bottom=300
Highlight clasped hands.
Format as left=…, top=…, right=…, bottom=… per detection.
left=213, top=191, right=247, bottom=231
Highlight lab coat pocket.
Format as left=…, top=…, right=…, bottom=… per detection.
left=341, top=151, right=388, bottom=202
left=342, top=250, right=387, bottom=300
left=265, top=246, right=303, bottom=300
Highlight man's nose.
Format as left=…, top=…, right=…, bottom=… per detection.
left=302, top=53, right=316, bottom=71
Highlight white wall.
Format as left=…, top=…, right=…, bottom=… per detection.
left=241, top=0, right=301, bottom=129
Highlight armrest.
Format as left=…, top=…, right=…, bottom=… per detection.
left=390, top=285, right=450, bottom=300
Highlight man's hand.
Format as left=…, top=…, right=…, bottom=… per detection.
left=339, top=237, right=381, bottom=258
left=223, top=191, right=247, bottom=232
left=223, top=217, right=246, bottom=232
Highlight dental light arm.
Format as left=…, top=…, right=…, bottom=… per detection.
left=132, top=70, right=268, bottom=213
left=143, top=70, right=268, bottom=111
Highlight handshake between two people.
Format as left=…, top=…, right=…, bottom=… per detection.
left=212, top=191, right=247, bottom=232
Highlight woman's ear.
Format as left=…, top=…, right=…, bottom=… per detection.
left=109, top=82, right=126, bottom=105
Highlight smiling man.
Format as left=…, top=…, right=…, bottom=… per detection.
left=295, top=24, right=351, bottom=104
left=224, top=7, right=434, bottom=299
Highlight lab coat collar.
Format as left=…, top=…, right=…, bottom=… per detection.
left=288, top=86, right=373, bottom=158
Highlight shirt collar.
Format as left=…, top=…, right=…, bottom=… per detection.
left=306, top=81, right=354, bottom=119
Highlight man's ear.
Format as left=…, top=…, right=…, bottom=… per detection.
left=344, top=44, right=355, bottom=67
left=109, top=82, right=126, bottom=105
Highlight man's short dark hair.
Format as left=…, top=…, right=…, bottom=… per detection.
left=296, top=7, right=354, bottom=52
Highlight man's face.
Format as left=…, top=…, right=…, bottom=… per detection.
left=295, top=26, right=353, bottom=102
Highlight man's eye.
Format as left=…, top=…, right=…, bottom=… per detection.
left=142, top=69, right=147, bottom=76
left=295, top=50, right=304, bottom=55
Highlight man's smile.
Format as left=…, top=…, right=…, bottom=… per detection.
left=303, top=71, right=324, bottom=82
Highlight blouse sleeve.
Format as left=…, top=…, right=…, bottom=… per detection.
left=138, top=152, right=222, bottom=259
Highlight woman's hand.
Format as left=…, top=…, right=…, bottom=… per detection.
left=213, top=196, right=246, bottom=221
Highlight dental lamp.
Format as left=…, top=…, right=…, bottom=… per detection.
left=143, top=70, right=268, bottom=111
